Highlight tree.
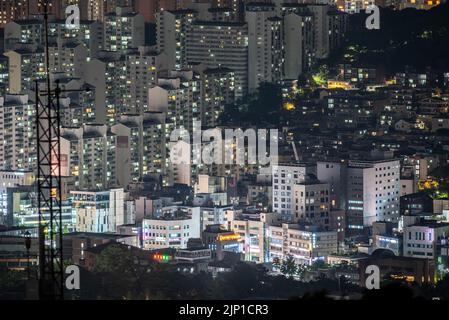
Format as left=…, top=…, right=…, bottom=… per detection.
left=310, top=259, right=328, bottom=271
left=280, top=254, right=298, bottom=278
left=92, top=245, right=143, bottom=299
left=218, top=82, right=283, bottom=127
left=93, top=245, right=135, bottom=275
left=253, top=192, right=269, bottom=209
left=435, top=275, right=449, bottom=300
left=0, top=268, right=25, bottom=288
left=361, top=280, right=415, bottom=300
left=296, top=264, right=309, bottom=281
left=0, top=267, right=26, bottom=299
left=311, top=65, right=329, bottom=87
left=219, top=262, right=262, bottom=299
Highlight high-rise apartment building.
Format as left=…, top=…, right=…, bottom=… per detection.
left=327, top=9, right=347, bottom=54
left=272, top=163, right=316, bottom=220
left=148, top=69, right=201, bottom=133
left=0, top=94, right=35, bottom=171
left=308, top=4, right=331, bottom=59
left=84, top=0, right=135, bottom=21
left=156, top=9, right=198, bottom=70
left=5, top=18, right=104, bottom=58
left=61, top=124, right=118, bottom=190
left=48, top=41, right=88, bottom=79
left=111, top=112, right=166, bottom=185
left=293, top=179, right=331, bottom=230
left=54, top=75, right=96, bottom=127
left=4, top=45, right=45, bottom=95
left=85, top=47, right=167, bottom=123
left=201, top=67, right=235, bottom=127
left=317, top=161, right=348, bottom=211
left=245, top=2, right=283, bottom=92
left=84, top=50, right=127, bottom=124
left=49, top=19, right=104, bottom=58
left=346, top=159, right=401, bottom=233
left=282, top=6, right=314, bottom=80
left=104, top=6, right=145, bottom=52
left=0, top=0, right=62, bottom=27
left=186, top=20, right=248, bottom=97
left=0, top=56, right=9, bottom=96
left=123, top=46, right=167, bottom=114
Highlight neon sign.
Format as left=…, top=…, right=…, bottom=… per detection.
left=217, top=233, right=241, bottom=242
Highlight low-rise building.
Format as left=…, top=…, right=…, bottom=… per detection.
left=142, top=209, right=200, bottom=250
left=268, top=223, right=338, bottom=265
left=228, top=212, right=280, bottom=263
left=403, top=220, right=449, bottom=260
left=71, top=189, right=125, bottom=233
left=359, top=255, right=435, bottom=285
left=63, top=232, right=139, bottom=265
left=202, top=224, right=242, bottom=261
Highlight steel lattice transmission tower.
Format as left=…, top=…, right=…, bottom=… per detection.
left=35, top=0, right=64, bottom=300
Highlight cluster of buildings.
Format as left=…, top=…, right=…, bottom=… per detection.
left=0, top=1, right=347, bottom=189
left=0, top=0, right=448, bottom=291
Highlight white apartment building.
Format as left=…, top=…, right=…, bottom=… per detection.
left=148, top=69, right=201, bottom=133
left=85, top=47, right=167, bottom=123
left=56, top=77, right=96, bottom=126
left=72, top=188, right=125, bottom=233
left=269, top=223, right=338, bottom=265
left=245, top=3, right=283, bottom=92
left=111, top=112, right=166, bottom=185
left=142, top=208, right=201, bottom=250
left=272, top=163, right=315, bottom=219
left=201, top=67, right=235, bottom=127
left=4, top=19, right=104, bottom=57
left=124, top=47, right=167, bottom=114
left=61, top=124, right=118, bottom=190
left=4, top=45, right=45, bottom=95
left=50, top=19, right=104, bottom=58
left=403, top=221, right=449, bottom=259
left=48, top=41, right=87, bottom=79
left=0, top=94, right=35, bottom=171
left=104, top=6, right=145, bottom=52
left=293, top=180, right=331, bottom=229
left=84, top=50, right=127, bottom=124
left=156, top=9, right=198, bottom=70
left=282, top=7, right=314, bottom=79
left=347, top=159, right=401, bottom=231
left=317, top=161, right=347, bottom=211
left=165, top=139, right=192, bottom=186
left=186, top=20, right=248, bottom=98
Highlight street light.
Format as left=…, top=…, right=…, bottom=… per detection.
left=24, top=230, right=31, bottom=280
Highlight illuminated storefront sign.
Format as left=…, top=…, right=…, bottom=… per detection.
left=217, top=233, right=241, bottom=242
